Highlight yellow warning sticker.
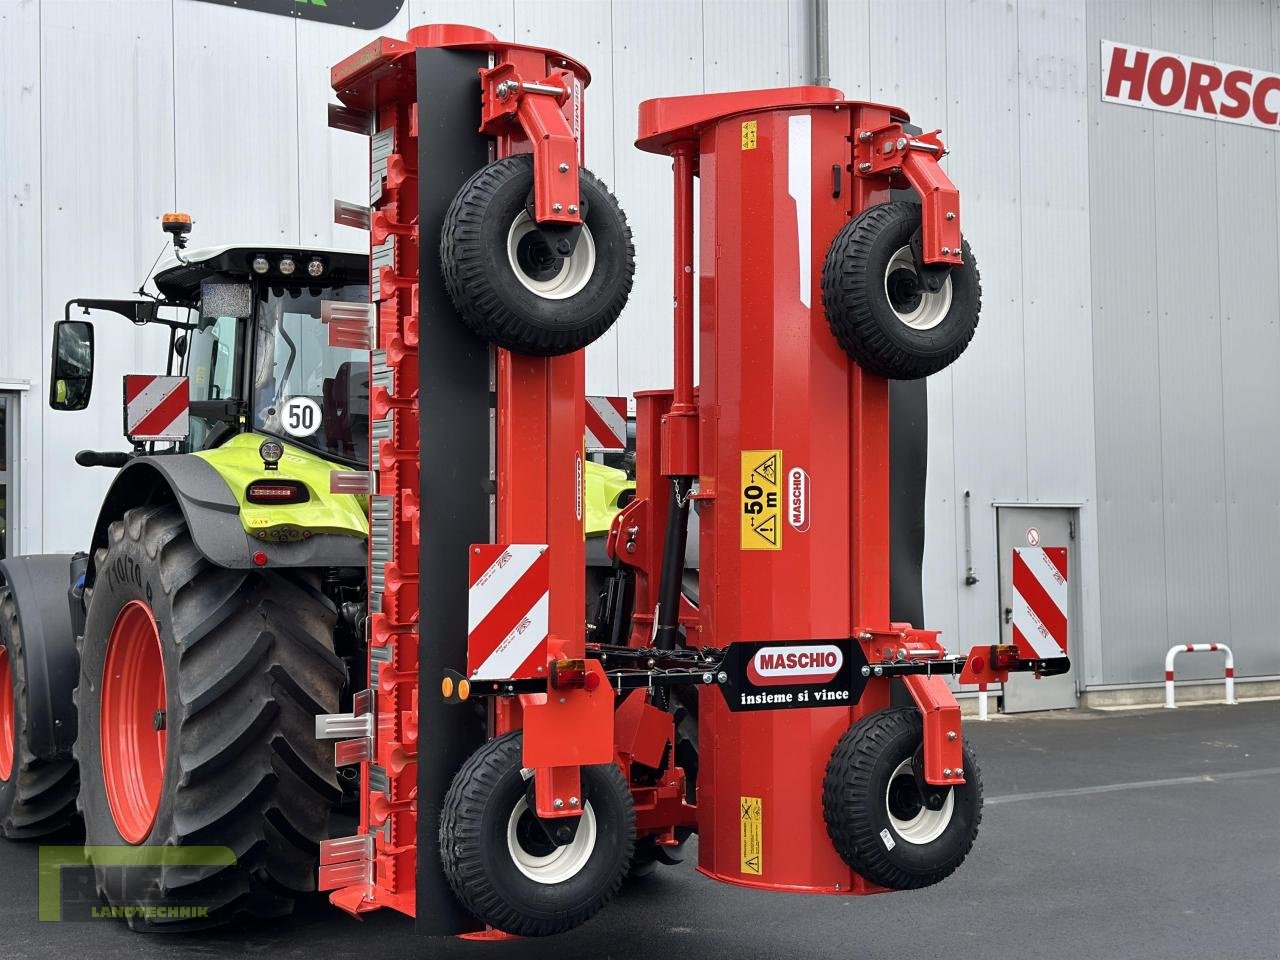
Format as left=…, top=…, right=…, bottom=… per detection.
left=741, top=450, right=782, bottom=551
left=741, top=119, right=758, bottom=151
left=740, top=796, right=762, bottom=875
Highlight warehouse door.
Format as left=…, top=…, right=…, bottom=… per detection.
left=0, top=393, right=13, bottom=558
left=997, top=506, right=1079, bottom=712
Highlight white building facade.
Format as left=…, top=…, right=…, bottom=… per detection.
left=2, top=0, right=1278, bottom=706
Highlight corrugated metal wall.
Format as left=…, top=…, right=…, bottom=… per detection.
left=1088, top=0, right=1280, bottom=685
left=1, top=0, right=1276, bottom=687
left=824, top=1, right=1103, bottom=685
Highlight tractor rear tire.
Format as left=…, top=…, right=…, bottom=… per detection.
left=440, top=154, right=635, bottom=356
left=74, top=504, right=346, bottom=929
left=821, top=201, right=981, bottom=380
left=823, top=706, right=982, bottom=890
left=440, top=730, right=635, bottom=936
left=0, top=591, right=80, bottom=839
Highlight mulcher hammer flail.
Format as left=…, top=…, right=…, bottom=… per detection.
left=317, top=23, right=1070, bottom=939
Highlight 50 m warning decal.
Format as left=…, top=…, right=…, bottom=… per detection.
left=740, top=796, right=762, bottom=875
left=741, top=450, right=782, bottom=550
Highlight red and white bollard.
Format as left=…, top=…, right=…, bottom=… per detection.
left=1164, top=643, right=1236, bottom=709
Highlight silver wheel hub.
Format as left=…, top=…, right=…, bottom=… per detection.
left=885, top=757, right=955, bottom=845
left=884, top=245, right=953, bottom=331
left=506, top=211, right=597, bottom=301
left=506, top=795, right=597, bottom=884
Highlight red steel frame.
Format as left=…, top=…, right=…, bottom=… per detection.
left=325, top=24, right=611, bottom=922
left=617, top=86, right=968, bottom=894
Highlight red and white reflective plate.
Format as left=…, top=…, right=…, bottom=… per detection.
left=467, top=544, right=550, bottom=681
left=124, top=375, right=189, bottom=441
left=1010, top=546, right=1069, bottom=660
left=584, top=395, right=627, bottom=451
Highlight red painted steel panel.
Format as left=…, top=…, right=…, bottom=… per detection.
left=659, top=98, right=905, bottom=895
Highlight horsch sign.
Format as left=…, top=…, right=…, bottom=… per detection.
left=1102, top=40, right=1280, bottom=131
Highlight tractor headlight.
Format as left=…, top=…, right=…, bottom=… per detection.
left=252, top=255, right=270, bottom=274
left=259, top=438, right=284, bottom=470
left=278, top=256, right=296, bottom=276
left=307, top=256, right=326, bottom=278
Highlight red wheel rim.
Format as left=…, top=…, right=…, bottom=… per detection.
left=0, top=646, right=14, bottom=781
left=100, top=600, right=167, bottom=844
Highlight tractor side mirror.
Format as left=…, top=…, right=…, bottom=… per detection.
left=49, top=320, right=95, bottom=411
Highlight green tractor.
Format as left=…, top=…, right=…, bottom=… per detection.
left=0, top=217, right=632, bottom=928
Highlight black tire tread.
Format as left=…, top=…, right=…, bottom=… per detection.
left=821, top=201, right=981, bottom=380
left=75, top=504, right=345, bottom=928
left=0, top=590, right=80, bottom=839
left=441, top=155, right=635, bottom=356
left=822, top=706, right=982, bottom=890
left=440, top=731, right=634, bottom=936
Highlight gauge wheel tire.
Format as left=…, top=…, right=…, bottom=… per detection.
left=440, top=154, right=635, bottom=356
left=821, top=201, right=981, bottom=380
left=0, top=590, right=80, bottom=839
left=822, top=706, right=982, bottom=890
left=74, top=504, right=346, bottom=929
left=440, top=730, right=635, bottom=936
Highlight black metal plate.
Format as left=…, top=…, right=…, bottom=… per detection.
left=415, top=47, right=491, bottom=938
left=716, top=638, right=869, bottom=712
left=187, top=0, right=405, bottom=29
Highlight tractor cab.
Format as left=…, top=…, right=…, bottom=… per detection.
left=50, top=217, right=370, bottom=467
left=158, top=244, right=370, bottom=463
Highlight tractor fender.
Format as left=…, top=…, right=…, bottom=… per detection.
left=87, top=456, right=366, bottom=585
left=0, top=555, right=79, bottom=759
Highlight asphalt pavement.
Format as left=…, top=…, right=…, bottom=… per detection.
left=2, top=700, right=1277, bottom=960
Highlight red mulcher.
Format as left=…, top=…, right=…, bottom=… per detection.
left=319, top=24, right=1069, bottom=938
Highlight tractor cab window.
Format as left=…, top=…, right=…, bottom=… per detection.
left=186, top=313, right=241, bottom=450
left=252, top=285, right=369, bottom=465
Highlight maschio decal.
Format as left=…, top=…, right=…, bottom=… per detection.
left=186, top=0, right=405, bottom=29
left=746, top=644, right=843, bottom=687
left=786, top=466, right=810, bottom=532
left=718, top=638, right=868, bottom=712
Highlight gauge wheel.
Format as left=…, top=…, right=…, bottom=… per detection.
left=821, top=201, right=981, bottom=379
left=440, top=730, right=635, bottom=936
left=440, top=155, right=635, bottom=356
left=822, top=706, right=982, bottom=889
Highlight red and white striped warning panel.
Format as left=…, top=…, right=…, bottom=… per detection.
left=1010, top=546, right=1069, bottom=660
left=585, top=395, right=628, bottom=451
left=467, top=544, right=550, bottom=681
left=123, top=375, right=190, bottom=441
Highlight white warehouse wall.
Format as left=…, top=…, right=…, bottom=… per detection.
left=4, top=0, right=1276, bottom=691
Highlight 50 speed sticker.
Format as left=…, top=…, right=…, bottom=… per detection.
left=741, top=450, right=782, bottom=550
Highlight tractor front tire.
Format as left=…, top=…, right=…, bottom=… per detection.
left=440, top=154, right=635, bottom=356
left=75, top=504, right=346, bottom=929
left=440, top=731, right=635, bottom=936
left=821, top=201, right=981, bottom=380
left=823, top=706, right=982, bottom=890
left=0, top=591, right=79, bottom=839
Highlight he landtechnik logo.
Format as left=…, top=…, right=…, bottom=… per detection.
left=39, top=846, right=236, bottom=922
